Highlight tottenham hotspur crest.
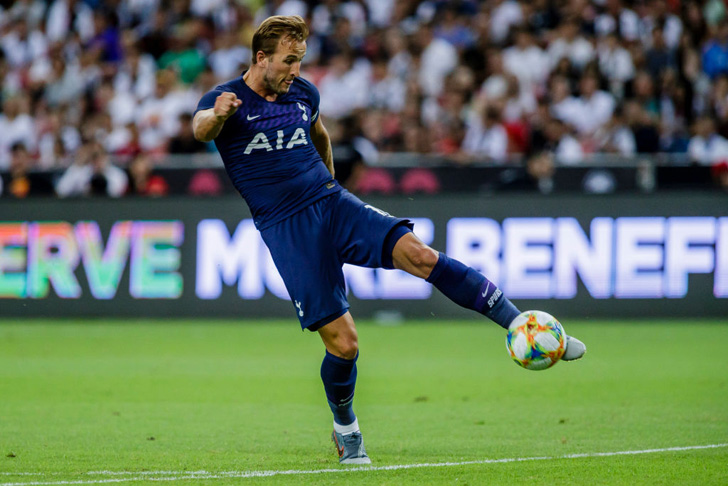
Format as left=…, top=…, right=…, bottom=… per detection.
left=295, top=300, right=304, bottom=317
left=296, top=102, right=308, bottom=121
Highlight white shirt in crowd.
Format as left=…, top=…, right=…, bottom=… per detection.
left=688, top=134, right=728, bottom=165
left=209, top=45, right=251, bottom=80
left=136, top=90, right=198, bottom=150
left=548, top=36, right=595, bottom=70
left=113, top=53, right=158, bottom=102
left=553, top=91, right=615, bottom=135
left=503, top=45, right=550, bottom=93
left=56, top=163, right=129, bottom=198
left=461, top=114, right=508, bottom=163
left=555, top=135, right=584, bottom=165
left=1, top=28, right=47, bottom=68
left=319, top=59, right=371, bottom=119
left=0, top=113, right=36, bottom=169
left=418, top=37, right=458, bottom=98
left=594, top=8, right=640, bottom=41
left=365, top=0, right=395, bottom=28
left=598, top=43, right=635, bottom=84
left=490, top=0, right=523, bottom=45
left=45, top=0, right=94, bottom=43
left=610, top=127, right=637, bottom=155
left=639, top=14, right=683, bottom=50
left=368, top=75, right=406, bottom=113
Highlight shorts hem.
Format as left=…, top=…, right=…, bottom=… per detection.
left=304, top=307, right=350, bottom=332
left=380, top=219, right=414, bottom=269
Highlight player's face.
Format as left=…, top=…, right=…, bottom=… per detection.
left=262, top=38, right=306, bottom=96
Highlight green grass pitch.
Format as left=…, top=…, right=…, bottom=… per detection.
left=1, top=319, right=727, bottom=485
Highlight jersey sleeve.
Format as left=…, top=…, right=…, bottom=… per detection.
left=297, top=77, right=320, bottom=125
left=195, top=89, right=224, bottom=114
left=309, top=84, right=320, bottom=125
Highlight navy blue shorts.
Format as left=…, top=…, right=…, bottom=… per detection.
left=260, top=190, right=411, bottom=331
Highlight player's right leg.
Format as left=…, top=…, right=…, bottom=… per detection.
left=390, top=231, right=587, bottom=361
left=259, top=196, right=373, bottom=463
left=318, top=312, right=371, bottom=464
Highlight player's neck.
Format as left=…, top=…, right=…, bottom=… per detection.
left=243, top=68, right=279, bottom=102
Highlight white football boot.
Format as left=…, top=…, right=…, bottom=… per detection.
left=562, top=335, right=586, bottom=361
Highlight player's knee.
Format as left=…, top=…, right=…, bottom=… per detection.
left=333, top=338, right=358, bottom=360
left=408, top=245, right=438, bottom=273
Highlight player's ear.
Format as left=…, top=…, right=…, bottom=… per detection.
left=256, top=50, right=268, bottom=67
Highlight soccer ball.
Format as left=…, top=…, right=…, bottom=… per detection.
left=506, top=311, right=566, bottom=370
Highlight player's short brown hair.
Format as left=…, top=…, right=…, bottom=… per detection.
left=251, top=16, right=309, bottom=64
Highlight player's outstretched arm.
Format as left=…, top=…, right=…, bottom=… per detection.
left=310, top=116, right=335, bottom=178
left=193, top=92, right=242, bottom=142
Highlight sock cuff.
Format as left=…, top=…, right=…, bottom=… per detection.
left=333, top=418, right=359, bottom=435
left=425, top=252, right=449, bottom=283
left=325, top=350, right=358, bottom=365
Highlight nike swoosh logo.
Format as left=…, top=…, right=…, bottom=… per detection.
left=246, top=114, right=261, bottom=120
left=333, top=434, right=344, bottom=457
left=481, top=282, right=490, bottom=298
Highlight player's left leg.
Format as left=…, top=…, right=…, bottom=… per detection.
left=391, top=231, right=521, bottom=329
left=318, top=312, right=371, bottom=464
left=391, top=231, right=586, bottom=360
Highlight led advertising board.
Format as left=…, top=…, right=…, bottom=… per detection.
left=0, top=193, right=725, bottom=318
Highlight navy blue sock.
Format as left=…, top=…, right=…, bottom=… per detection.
left=426, top=252, right=520, bottom=329
left=320, top=350, right=357, bottom=426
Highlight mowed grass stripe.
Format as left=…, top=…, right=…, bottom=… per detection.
left=1, top=443, right=726, bottom=486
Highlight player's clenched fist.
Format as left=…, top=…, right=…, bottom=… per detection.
left=214, top=92, right=242, bottom=120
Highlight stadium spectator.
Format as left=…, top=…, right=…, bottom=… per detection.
left=45, top=0, right=95, bottom=43
left=568, top=72, right=616, bottom=137
left=169, top=113, right=209, bottom=154
left=368, top=56, right=406, bottom=113
left=461, top=106, right=509, bottom=163
left=594, top=0, right=640, bottom=42
left=112, top=42, right=157, bottom=116
left=623, top=100, right=660, bottom=153
left=711, top=160, right=728, bottom=189
left=688, top=115, right=728, bottom=164
left=126, top=154, right=169, bottom=196
left=87, top=9, right=123, bottom=64
left=595, top=108, right=637, bottom=156
left=6, top=143, right=55, bottom=198
left=645, top=26, right=677, bottom=81
left=526, top=150, right=556, bottom=194
left=597, top=33, right=635, bottom=99
left=36, top=109, right=80, bottom=168
left=318, top=52, right=370, bottom=119
left=702, top=20, right=728, bottom=80
left=503, top=27, right=549, bottom=97
left=433, top=4, right=476, bottom=50
left=0, top=95, right=36, bottom=170
left=209, top=31, right=251, bottom=80
left=547, top=17, right=595, bottom=71
left=136, top=69, right=197, bottom=152
left=56, top=141, right=128, bottom=197
left=329, top=115, right=366, bottom=189
left=645, top=0, right=683, bottom=50
left=158, top=21, right=207, bottom=85
left=489, top=0, right=524, bottom=45
left=0, top=0, right=725, bottom=196
left=544, top=116, right=584, bottom=165
left=1, top=18, right=47, bottom=69
left=415, top=21, right=458, bottom=98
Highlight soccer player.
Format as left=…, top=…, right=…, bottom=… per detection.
left=193, top=16, right=586, bottom=465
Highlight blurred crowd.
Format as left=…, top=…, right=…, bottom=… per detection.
left=2, top=0, right=728, bottom=198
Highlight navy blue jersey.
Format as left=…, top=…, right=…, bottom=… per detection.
left=195, top=75, right=341, bottom=229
